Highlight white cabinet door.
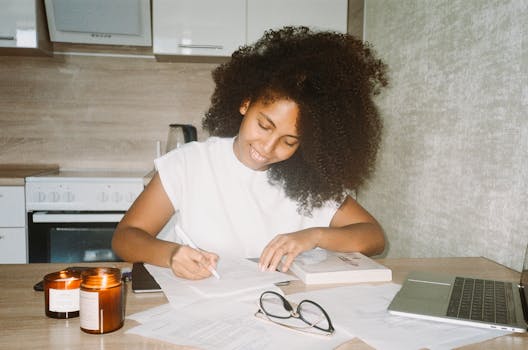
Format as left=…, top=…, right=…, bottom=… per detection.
left=0, top=0, right=37, bottom=48
left=0, top=228, right=27, bottom=263
left=247, top=0, right=348, bottom=44
left=153, top=0, right=246, bottom=57
left=0, top=186, right=26, bottom=227
left=0, top=186, right=26, bottom=263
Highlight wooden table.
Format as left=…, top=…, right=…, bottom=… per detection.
left=0, top=258, right=526, bottom=349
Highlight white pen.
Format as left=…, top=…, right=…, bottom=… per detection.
left=174, top=225, right=221, bottom=279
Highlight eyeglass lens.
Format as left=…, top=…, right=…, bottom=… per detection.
left=260, top=292, right=292, bottom=318
left=298, top=300, right=330, bottom=330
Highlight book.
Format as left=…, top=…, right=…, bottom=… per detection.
left=288, top=249, right=392, bottom=285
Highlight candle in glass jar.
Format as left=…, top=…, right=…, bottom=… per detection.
left=44, top=270, right=81, bottom=319
left=80, top=267, right=124, bottom=334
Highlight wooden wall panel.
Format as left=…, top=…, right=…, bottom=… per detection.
left=0, top=55, right=216, bottom=171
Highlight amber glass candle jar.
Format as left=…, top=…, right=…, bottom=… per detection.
left=80, top=267, right=124, bottom=334
left=44, top=270, right=81, bottom=319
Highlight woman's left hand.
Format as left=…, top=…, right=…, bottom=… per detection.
left=259, top=228, right=321, bottom=273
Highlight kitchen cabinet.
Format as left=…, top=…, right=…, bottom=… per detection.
left=0, top=186, right=27, bottom=263
left=0, top=0, right=51, bottom=55
left=247, top=0, right=348, bottom=44
left=153, top=0, right=349, bottom=60
left=153, top=0, right=246, bottom=58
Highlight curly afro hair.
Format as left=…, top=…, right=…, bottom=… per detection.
left=202, top=26, right=388, bottom=213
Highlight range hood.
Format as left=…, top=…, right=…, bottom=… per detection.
left=44, top=0, right=152, bottom=47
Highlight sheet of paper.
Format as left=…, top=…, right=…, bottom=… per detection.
left=127, top=298, right=352, bottom=350
left=287, top=283, right=510, bottom=350
left=145, top=257, right=296, bottom=300
left=143, top=264, right=206, bottom=309
left=126, top=303, right=175, bottom=324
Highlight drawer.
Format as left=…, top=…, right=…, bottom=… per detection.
left=0, top=186, right=25, bottom=227
left=0, top=227, right=27, bottom=263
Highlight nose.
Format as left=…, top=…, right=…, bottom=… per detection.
left=261, top=137, right=278, bottom=155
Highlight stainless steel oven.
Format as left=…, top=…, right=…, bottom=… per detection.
left=25, top=170, right=145, bottom=263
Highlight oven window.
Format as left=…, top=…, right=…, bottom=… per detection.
left=49, top=227, right=120, bottom=263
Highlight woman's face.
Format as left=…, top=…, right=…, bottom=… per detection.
left=234, top=98, right=300, bottom=171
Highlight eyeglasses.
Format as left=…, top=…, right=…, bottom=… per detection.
left=255, top=290, right=334, bottom=336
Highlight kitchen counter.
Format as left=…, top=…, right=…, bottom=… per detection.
left=0, top=163, right=152, bottom=187
left=0, top=164, right=59, bottom=186
left=0, top=258, right=526, bottom=349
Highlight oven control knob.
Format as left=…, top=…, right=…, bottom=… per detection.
left=38, top=191, right=46, bottom=202
left=97, top=192, right=109, bottom=202
left=50, top=191, right=60, bottom=202
left=126, top=192, right=137, bottom=202
left=64, top=191, right=75, bottom=202
left=112, top=192, right=123, bottom=202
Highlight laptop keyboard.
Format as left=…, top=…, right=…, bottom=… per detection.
left=446, top=277, right=515, bottom=324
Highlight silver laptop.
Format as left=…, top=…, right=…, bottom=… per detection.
left=388, top=246, right=528, bottom=333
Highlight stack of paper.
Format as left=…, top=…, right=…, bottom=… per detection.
left=127, top=299, right=353, bottom=350
left=127, top=258, right=352, bottom=350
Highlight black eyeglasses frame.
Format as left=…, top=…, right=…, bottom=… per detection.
left=258, top=290, right=335, bottom=334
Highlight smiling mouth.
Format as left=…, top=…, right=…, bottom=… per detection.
left=250, top=146, right=268, bottom=162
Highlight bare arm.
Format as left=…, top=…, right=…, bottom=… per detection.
left=259, top=196, right=385, bottom=272
left=111, top=173, right=217, bottom=279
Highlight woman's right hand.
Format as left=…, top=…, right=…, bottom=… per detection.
left=168, top=245, right=219, bottom=280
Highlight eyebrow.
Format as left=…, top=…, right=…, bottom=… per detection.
left=259, top=112, right=300, bottom=139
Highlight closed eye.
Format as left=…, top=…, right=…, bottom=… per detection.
left=258, top=122, right=272, bottom=131
left=284, top=139, right=299, bottom=147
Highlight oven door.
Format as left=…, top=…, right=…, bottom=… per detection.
left=28, top=211, right=124, bottom=263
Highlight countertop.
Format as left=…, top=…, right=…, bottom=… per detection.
left=0, top=164, right=154, bottom=186
left=0, top=258, right=526, bottom=350
left=0, top=164, right=59, bottom=186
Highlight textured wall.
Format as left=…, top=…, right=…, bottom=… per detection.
left=361, top=0, right=527, bottom=270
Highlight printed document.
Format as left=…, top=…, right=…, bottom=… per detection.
left=287, top=283, right=510, bottom=350
left=127, top=297, right=352, bottom=350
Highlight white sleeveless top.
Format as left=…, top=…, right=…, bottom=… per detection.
left=155, top=137, right=338, bottom=258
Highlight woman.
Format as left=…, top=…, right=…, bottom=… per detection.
left=112, top=26, right=389, bottom=280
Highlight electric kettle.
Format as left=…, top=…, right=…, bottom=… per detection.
left=165, top=124, right=198, bottom=153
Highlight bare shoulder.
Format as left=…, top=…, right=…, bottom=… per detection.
left=329, top=196, right=379, bottom=227
left=120, top=172, right=174, bottom=235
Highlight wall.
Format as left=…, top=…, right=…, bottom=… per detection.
left=0, top=55, right=216, bottom=171
left=361, top=0, right=527, bottom=270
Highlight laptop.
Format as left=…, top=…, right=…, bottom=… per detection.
left=388, top=245, right=528, bottom=333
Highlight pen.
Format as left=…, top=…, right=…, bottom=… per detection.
left=174, top=225, right=221, bottom=279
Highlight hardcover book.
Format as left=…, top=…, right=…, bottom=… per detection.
left=288, top=249, right=392, bottom=285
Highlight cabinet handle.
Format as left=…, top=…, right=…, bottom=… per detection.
left=178, top=44, right=223, bottom=50
left=0, top=36, right=15, bottom=41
